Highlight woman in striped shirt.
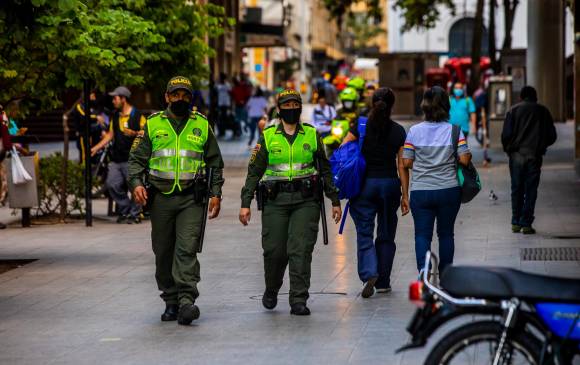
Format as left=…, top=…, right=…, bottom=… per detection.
left=402, top=86, right=472, bottom=274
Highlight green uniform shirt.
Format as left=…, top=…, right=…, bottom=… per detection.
left=241, top=122, right=340, bottom=208
left=128, top=109, right=225, bottom=197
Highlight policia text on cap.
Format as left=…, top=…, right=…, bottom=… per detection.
left=128, top=76, right=225, bottom=325
left=239, top=89, right=342, bottom=316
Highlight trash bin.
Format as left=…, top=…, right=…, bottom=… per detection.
left=488, top=76, right=513, bottom=148
left=3, top=151, right=40, bottom=226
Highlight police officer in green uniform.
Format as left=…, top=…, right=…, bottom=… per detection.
left=128, top=76, right=224, bottom=325
left=239, top=89, right=342, bottom=316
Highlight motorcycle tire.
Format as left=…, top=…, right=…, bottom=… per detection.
left=424, top=321, right=541, bottom=365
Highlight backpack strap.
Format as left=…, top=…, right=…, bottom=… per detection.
left=451, top=124, right=460, bottom=160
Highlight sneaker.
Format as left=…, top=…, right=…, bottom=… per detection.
left=376, top=287, right=392, bottom=294
left=116, top=215, right=127, bottom=224
left=127, top=216, right=142, bottom=224
left=0, top=222, right=6, bottom=230
left=361, top=277, right=378, bottom=298
left=177, top=304, right=200, bottom=325
left=512, top=224, right=522, bottom=233
left=522, top=226, right=536, bottom=235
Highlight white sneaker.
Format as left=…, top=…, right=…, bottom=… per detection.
left=376, top=287, right=392, bottom=294
left=361, top=277, right=378, bottom=298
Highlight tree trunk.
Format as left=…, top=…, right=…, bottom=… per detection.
left=469, top=0, right=485, bottom=94
left=489, top=0, right=499, bottom=73
left=59, top=113, right=69, bottom=223
left=501, top=0, right=519, bottom=51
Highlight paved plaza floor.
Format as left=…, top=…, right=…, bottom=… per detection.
left=0, top=122, right=579, bottom=364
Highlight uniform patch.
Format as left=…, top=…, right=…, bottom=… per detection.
left=192, top=128, right=202, bottom=136
left=249, top=143, right=261, bottom=164
left=130, top=136, right=142, bottom=151
left=303, top=143, right=311, bottom=151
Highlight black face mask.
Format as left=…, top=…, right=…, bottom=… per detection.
left=170, top=100, right=190, bottom=117
left=278, top=107, right=301, bottom=125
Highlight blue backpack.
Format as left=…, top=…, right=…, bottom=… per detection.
left=330, top=116, right=367, bottom=200
left=330, top=117, right=368, bottom=234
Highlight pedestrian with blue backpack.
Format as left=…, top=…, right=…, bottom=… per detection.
left=341, top=88, right=410, bottom=298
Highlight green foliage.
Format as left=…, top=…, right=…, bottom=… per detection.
left=393, top=0, right=456, bottom=32
left=37, top=152, right=86, bottom=217
left=346, top=13, right=386, bottom=50
left=0, top=1, right=231, bottom=117
left=322, top=0, right=383, bottom=26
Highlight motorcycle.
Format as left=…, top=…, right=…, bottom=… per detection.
left=397, top=251, right=580, bottom=365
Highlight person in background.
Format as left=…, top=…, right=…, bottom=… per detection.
left=501, top=86, right=557, bottom=235
left=449, top=82, right=476, bottom=138
left=232, top=75, right=252, bottom=134
left=311, top=96, right=336, bottom=137
left=91, top=86, right=146, bottom=224
left=215, top=73, right=234, bottom=138
left=69, top=90, right=105, bottom=164
left=245, top=87, right=268, bottom=147
left=402, top=86, right=472, bottom=274
left=344, top=87, right=409, bottom=298
left=0, top=109, right=13, bottom=229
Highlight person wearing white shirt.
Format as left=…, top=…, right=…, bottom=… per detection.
left=311, top=96, right=336, bottom=136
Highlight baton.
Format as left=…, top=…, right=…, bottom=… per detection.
left=315, top=159, right=329, bottom=245
left=197, top=167, right=214, bottom=253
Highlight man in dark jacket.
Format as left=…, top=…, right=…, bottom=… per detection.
left=501, top=86, right=557, bottom=234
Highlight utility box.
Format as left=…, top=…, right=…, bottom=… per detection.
left=488, top=76, right=513, bottom=148
left=378, top=53, right=440, bottom=116
left=3, top=151, right=40, bottom=209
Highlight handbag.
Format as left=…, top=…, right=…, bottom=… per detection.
left=451, top=125, right=481, bottom=203
left=10, top=147, right=33, bottom=185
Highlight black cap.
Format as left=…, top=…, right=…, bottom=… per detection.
left=166, top=76, right=193, bottom=94
left=277, top=89, right=302, bottom=106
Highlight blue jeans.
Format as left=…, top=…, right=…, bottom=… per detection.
left=410, top=187, right=461, bottom=274
left=350, top=178, right=401, bottom=288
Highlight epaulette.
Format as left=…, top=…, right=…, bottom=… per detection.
left=264, top=124, right=277, bottom=131
left=302, top=122, right=316, bottom=129
left=192, top=110, right=207, bottom=120
left=147, top=111, right=164, bottom=120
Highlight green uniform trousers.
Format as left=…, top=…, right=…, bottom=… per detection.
left=150, top=192, right=203, bottom=306
left=261, top=194, right=320, bottom=305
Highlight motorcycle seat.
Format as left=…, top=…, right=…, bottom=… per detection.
left=440, top=266, right=580, bottom=302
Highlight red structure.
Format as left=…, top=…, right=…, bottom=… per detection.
left=444, top=57, right=491, bottom=84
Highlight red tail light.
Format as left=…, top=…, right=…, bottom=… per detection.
left=409, top=280, right=424, bottom=307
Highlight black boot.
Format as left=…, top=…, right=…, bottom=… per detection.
left=262, top=290, right=278, bottom=310
left=177, top=303, right=200, bottom=325
left=161, top=304, right=178, bottom=322
left=290, top=303, right=311, bottom=316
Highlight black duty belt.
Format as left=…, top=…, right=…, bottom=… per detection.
left=277, top=180, right=303, bottom=193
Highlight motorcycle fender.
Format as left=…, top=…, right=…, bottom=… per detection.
left=396, top=303, right=500, bottom=353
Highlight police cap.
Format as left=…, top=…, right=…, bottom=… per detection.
left=277, top=89, right=302, bottom=106
left=166, top=76, right=193, bottom=94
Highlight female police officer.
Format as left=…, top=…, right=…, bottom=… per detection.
left=239, top=89, right=342, bottom=316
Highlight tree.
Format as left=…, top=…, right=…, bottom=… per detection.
left=392, top=0, right=455, bottom=32
left=346, top=13, right=386, bottom=51
left=322, top=0, right=383, bottom=27
left=501, top=0, right=519, bottom=53
left=0, top=0, right=231, bottom=220
left=488, top=0, right=499, bottom=73
left=0, top=0, right=231, bottom=117
left=469, top=0, right=485, bottom=93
